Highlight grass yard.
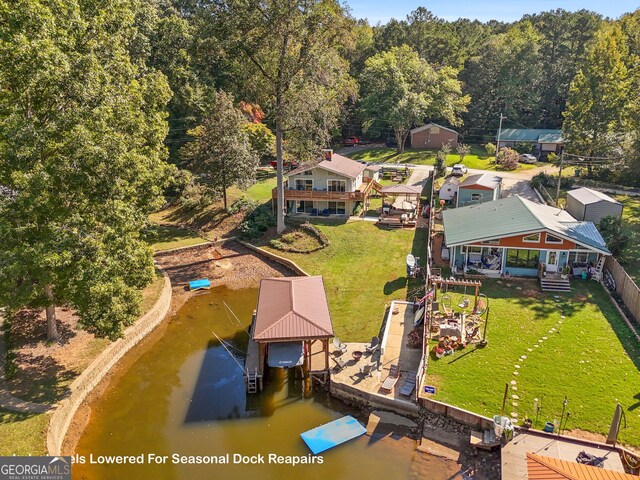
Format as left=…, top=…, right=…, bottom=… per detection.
left=0, top=411, right=49, bottom=455
left=349, top=146, right=537, bottom=172
left=146, top=224, right=209, bottom=252
left=261, top=220, right=426, bottom=342
left=425, top=279, right=640, bottom=447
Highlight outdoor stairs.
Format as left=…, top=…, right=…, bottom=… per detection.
left=245, top=369, right=258, bottom=394
left=540, top=276, right=571, bottom=292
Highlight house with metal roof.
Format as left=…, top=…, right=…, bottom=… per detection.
left=442, top=196, right=610, bottom=286
left=456, top=173, right=502, bottom=207
left=496, top=128, right=563, bottom=156
left=244, top=276, right=334, bottom=393
left=273, top=149, right=380, bottom=217
left=565, top=187, right=623, bottom=226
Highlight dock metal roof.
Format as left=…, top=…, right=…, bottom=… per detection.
left=442, top=195, right=610, bottom=254
left=253, top=276, right=334, bottom=342
left=526, top=452, right=637, bottom=480
left=567, top=187, right=622, bottom=206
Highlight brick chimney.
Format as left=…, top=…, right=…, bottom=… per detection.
left=322, top=149, right=333, bottom=161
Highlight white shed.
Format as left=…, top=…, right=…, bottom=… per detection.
left=565, top=187, right=623, bottom=226
left=438, top=177, right=460, bottom=202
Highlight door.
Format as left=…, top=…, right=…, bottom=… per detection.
left=546, top=251, right=559, bottom=273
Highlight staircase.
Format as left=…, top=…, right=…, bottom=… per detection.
left=540, top=274, right=571, bottom=292
left=592, top=256, right=605, bottom=282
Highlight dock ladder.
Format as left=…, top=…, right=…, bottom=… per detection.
left=246, top=368, right=259, bottom=394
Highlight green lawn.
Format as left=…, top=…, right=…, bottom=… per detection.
left=349, top=146, right=537, bottom=172
left=146, top=224, right=209, bottom=252
left=426, top=280, right=640, bottom=447
left=241, top=168, right=277, bottom=202
left=0, top=411, right=49, bottom=455
left=261, top=220, right=426, bottom=342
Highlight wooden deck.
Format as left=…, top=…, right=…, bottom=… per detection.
left=244, top=320, right=263, bottom=393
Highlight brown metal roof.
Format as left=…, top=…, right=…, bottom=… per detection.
left=526, top=453, right=638, bottom=480
left=253, top=276, right=334, bottom=342
left=286, top=153, right=366, bottom=179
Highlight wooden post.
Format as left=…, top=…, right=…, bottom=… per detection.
left=500, top=382, right=509, bottom=417
left=474, top=285, right=479, bottom=310
left=324, top=339, right=329, bottom=371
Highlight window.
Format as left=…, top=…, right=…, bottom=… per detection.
left=545, top=233, right=563, bottom=244
left=328, top=201, right=346, bottom=214
left=569, top=252, right=589, bottom=264
left=471, top=193, right=483, bottom=201
left=466, top=246, right=482, bottom=254
left=294, top=179, right=313, bottom=191
left=296, top=201, right=314, bottom=214
left=303, top=170, right=313, bottom=176
left=327, top=180, right=346, bottom=192
left=523, top=233, right=540, bottom=243
left=506, top=249, right=539, bottom=269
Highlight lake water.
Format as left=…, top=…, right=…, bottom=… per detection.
left=74, top=287, right=456, bottom=479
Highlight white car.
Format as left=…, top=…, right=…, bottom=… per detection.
left=519, top=154, right=537, bottom=164
left=451, top=164, right=468, bottom=176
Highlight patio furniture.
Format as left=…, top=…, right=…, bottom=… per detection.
left=364, top=336, right=379, bottom=355
left=399, top=371, right=417, bottom=396
left=321, top=209, right=330, bottom=216
left=311, top=208, right=318, bottom=216
left=380, top=364, right=401, bottom=392
left=352, top=362, right=373, bottom=379
left=352, top=350, right=363, bottom=362
left=333, top=337, right=347, bottom=354
left=333, top=356, right=347, bottom=372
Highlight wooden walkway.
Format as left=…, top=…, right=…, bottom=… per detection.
left=244, top=320, right=263, bottom=393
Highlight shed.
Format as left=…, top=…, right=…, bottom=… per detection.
left=565, top=188, right=623, bottom=226
left=410, top=123, right=458, bottom=149
left=438, top=177, right=460, bottom=202
left=456, top=173, right=502, bottom=207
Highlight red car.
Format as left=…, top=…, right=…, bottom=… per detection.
left=343, top=136, right=359, bottom=146
left=269, top=160, right=300, bottom=170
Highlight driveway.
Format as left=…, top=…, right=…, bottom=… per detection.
left=500, top=177, right=541, bottom=203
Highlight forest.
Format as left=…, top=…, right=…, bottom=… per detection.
left=1, top=0, right=639, bottom=337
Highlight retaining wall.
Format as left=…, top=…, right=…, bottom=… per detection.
left=330, top=381, right=420, bottom=419
left=237, top=240, right=310, bottom=276
left=47, top=272, right=172, bottom=456
left=419, top=397, right=494, bottom=430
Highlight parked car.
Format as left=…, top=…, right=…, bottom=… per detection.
left=269, top=160, right=300, bottom=170
left=519, top=153, right=537, bottom=164
left=451, top=164, right=467, bottom=176
left=343, top=136, right=359, bottom=146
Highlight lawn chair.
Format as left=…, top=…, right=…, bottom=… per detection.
left=399, top=371, right=417, bottom=397
left=321, top=208, right=330, bottom=216
left=466, top=325, right=480, bottom=343
left=311, top=208, right=318, bottom=216
left=380, top=364, right=401, bottom=392
left=333, top=337, right=347, bottom=354
left=333, top=356, right=347, bottom=372
left=358, top=363, right=373, bottom=378
left=364, top=336, right=379, bottom=355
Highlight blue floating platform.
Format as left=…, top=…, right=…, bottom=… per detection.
left=300, top=415, right=367, bottom=455
left=188, top=279, right=211, bottom=291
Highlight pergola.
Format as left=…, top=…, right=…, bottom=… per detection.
left=380, top=184, right=423, bottom=210
left=431, top=277, right=482, bottom=310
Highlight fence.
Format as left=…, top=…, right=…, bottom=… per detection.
left=605, top=256, right=640, bottom=324
left=536, top=184, right=555, bottom=206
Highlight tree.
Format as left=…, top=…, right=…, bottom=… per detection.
left=0, top=0, right=175, bottom=341
left=244, top=123, right=276, bottom=163
left=496, top=147, right=519, bottom=171
left=434, top=144, right=451, bottom=178
left=181, top=91, right=258, bottom=210
left=360, top=45, right=469, bottom=153
left=598, top=216, right=635, bottom=257
left=563, top=25, right=631, bottom=157
left=456, top=143, right=471, bottom=162
left=207, top=0, right=356, bottom=233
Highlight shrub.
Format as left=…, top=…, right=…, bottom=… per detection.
left=484, top=142, right=496, bottom=157
left=238, top=204, right=276, bottom=240
left=546, top=152, right=558, bottom=163
left=268, top=222, right=330, bottom=253
left=178, top=181, right=215, bottom=210
left=353, top=202, right=363, bottom=216
left=495, top=147, right=519, bottom=171
left=228, top=197, right=258, bottom=215
left=456, top=143, right=471, bottom=162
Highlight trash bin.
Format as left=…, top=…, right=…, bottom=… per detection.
left=581, top=271, right=588, bottom=280
left=544, top=421, right=554, bottom=433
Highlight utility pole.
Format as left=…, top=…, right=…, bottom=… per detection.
left=555, top=149, right=564, bottom=207
left=495, top=113, right=505, bottom=164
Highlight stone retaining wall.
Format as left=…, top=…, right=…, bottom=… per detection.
left=153, top=237, right=234, bottom=257
left=47, top=272, right=172, bottom=456
left=237, top=240, right=310, bottom=276
left=419, top=397, right=494, bottom=430
left=330, top=380, right=420, bottom=419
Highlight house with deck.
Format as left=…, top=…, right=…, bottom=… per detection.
left=496, top=129, right=563, bottom=157
left=443, top=196, right=610, bottom=290
left=456, top=173, right=502, bottom=207
left=273, top=150, right=379, bottom=216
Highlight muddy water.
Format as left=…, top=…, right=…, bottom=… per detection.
left=75, top=287, right=456, bottom=480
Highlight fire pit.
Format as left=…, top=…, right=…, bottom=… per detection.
left=352, top=351, right=363, bottom=362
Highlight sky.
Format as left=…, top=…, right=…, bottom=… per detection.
left=346, top=0, right=640, bottom=24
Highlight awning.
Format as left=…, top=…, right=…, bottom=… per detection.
left=267, top=342, right=304, bottom=368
